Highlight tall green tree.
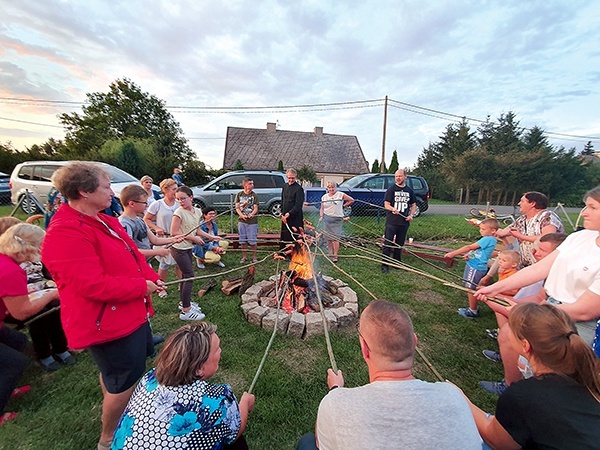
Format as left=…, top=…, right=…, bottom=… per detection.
left=115, top=142, right=144, bottom=178
left=60, top=78, right=194, bottom=165
left=388, top=150, right=399, bottom=173
left=277, top=160, right=284, bottom=171
left=296, top=165, right=318, bottom=185
left=371, top=159, right=380, bottom=173
left=581, top=141, right=595, bottom=156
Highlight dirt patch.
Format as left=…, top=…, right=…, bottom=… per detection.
left=413, top=290, right=446, bottom=305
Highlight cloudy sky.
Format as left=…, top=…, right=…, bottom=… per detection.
left=1, top=1, right=599, bottom=171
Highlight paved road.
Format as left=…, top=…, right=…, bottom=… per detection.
left=427, top=203, right=581, bottom=216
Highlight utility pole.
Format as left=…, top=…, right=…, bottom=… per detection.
left=380, top=95, right=388, bottom=173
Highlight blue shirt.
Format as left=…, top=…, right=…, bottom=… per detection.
left=466, top=235, right=497, bottom=271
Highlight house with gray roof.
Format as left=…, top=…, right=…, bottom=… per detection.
left=223, top=123, right=369, bottom=186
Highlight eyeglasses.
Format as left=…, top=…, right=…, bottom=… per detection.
left=131, top=200, right=147, bottom=205
left=356, top=323, right=371, bottom=352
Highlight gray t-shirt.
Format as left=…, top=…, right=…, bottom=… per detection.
left=316, top=379, right=481, bottom=450
left=119, top=215, right=151, bottom=250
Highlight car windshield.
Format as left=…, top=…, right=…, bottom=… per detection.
left=105, top=165, right=138, bottom=183
left=339, top=174, right=374, bottom=188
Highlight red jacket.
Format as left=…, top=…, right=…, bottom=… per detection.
left=41, top=204, right=160, bottom=349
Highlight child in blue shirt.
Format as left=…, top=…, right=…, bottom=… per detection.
left=445, top=218, right=499, bottom=318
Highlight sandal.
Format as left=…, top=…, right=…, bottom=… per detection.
left=332, top=257, right=338, bottom=263
left=97, top=441, right=112, bottom=449
left=0, top=412, right=19, bottom=425
left=11, top=385, right=31, bottom=398
left=240, top=258, right=247, bottom=263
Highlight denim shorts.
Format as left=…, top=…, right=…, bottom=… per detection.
left=463, top=265, right=487, bottom=290
left=546, top=297, right=597, bottom=346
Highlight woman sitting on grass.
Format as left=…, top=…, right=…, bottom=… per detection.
left=112, top=322, right=255, bottom=449
left=461, top=303, right=600, bottom=449
left=0, top=223, right=67, bottom=425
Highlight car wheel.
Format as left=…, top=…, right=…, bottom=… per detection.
left=343, top=205, right=352, bottom=217
left=413, top=204, right=422, bottom=218
left=269, top=201, right=282, bottom=217
left=193, top=200, right=206, bottom=210
left=20, top=195, right=41, bottom=214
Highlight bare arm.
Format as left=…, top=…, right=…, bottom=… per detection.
left=448, top=382, right=520, bottom=450
left=558, top=290, right=600, bottom=321
left=444, top=242, right=480, bottom=259
left=143, top=211, right=164, bottom=235
left=3, top=290, right=59, bottom=321
left=475, top=250, right=558, bottom=300
left=342, top=193, right=354, bottom=206
left=510, top=223, right=559, bottom=243
left=235, top=392, right=255, bottom=440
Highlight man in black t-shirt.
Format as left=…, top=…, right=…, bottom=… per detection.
left=382, top=169, right=416, bottom=273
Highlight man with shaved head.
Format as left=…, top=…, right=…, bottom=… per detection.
left=297, top=300, right=481, bottom=450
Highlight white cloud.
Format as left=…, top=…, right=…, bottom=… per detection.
left=0, top=0, right=598, bottom=172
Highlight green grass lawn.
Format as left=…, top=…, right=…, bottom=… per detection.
left=0, top=207, right=519, bottom=449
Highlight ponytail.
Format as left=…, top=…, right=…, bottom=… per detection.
left=509, top=303, right=600, bottom=401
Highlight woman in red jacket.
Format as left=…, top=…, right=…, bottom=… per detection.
left=41, top=162, right=165, bottom=450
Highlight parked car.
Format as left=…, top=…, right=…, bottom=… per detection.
left=191, top=170, right=287, bottom=216
left=0, top=171, right=11, bottom=206
left=9, top=161, right=157, bottom=214
left=304, top=173, right=430, bottom=217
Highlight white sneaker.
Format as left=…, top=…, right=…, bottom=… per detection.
left=217, top=261, right=225, bottom=268
left=179, top=309, right=206, bottom=321
left=196, top=260, right=206, bottom=269
left=178, top=301, right=201, bottom=312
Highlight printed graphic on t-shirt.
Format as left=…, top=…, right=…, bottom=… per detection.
left=394, top=190, right=411, bottom=214
left=238, top=193, right=255, bottom=215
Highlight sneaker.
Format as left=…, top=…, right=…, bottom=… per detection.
left=240, top=257, right=247, bottom=263
left=178, top=301, right=201, bottom=312
left=486, top=328, right=499, bottom=340
left=458, top=307, right=479, bottom=318
left=196, top=260, right=206, bottom=269
left=179, top=309, right=206, bottom=321
left=482, top=350, right=502, bottom=363
left=10, top=385, right=31, bottom=398
left=381, top=265, right=389, bottom=274
left=0, top=412, right=19, bottom=425
left=252, top=257, right=258, bottom=263
left=479, top=379, right=508, bottom=396
left=217, top=261, right=225, bottom=268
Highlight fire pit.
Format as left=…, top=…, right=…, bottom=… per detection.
left=240, top=243, right=359, bottom=338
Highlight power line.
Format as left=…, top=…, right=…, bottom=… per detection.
left=0, top=116, right=63, bottom=129
left=1, top=95, right=597, bottom=141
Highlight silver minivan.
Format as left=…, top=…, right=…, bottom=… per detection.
left=9, top=161, right=145, bottom=214
left=191, top=170, right=287, bottom=216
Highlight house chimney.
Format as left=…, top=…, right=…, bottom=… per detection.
left=314, top=126, right=323, bottom=137
left=267, top=122, right=277, bottom=134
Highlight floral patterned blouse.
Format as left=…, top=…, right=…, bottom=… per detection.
left=514, top=209, right=564, bottom=266
left=112, top=369, right=241, bottom=450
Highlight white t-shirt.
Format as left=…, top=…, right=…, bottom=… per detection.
left=545, top=230, right=600, bottom=304
left=321, top=191, right=345, bottom=218
left=316, top=380, right=481, bottom=450
left=146, top=199, right=179, bottom=234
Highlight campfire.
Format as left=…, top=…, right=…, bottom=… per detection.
left=277, top=243, right=341, bottom=313
left=241, top=238, right=359, bottom=338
